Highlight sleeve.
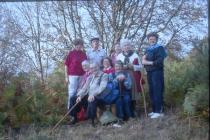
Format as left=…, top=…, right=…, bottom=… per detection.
left=153, top=46, right=167, bottom=66
left=77, top=76, right=91, bottom=97
left=64, top=53, right=70, bottom=66
left=86, top=49, right=91, bottom=60
left=93, top=73, right=108, bottom=96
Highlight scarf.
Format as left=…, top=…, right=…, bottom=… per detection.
left=123, top=50, right=134, bottom=64
left=146, top=43, right=167, bottom=58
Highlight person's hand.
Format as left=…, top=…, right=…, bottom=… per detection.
left=117, top=74, right=125, bottom=81
left=65, top=77, right=69, bottom=85
left=76, top=96, right=82, bottom=103
left=142, top=55, right=146, bottom=60
left=142, top=55, right=153, bottom=65
left=142, top=55, right=147, bottom=65
left=127, top=63, right=133, bottom=69
left=88, top=95, right=95, bottom=102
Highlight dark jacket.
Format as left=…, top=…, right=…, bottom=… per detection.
left=144, top=45, right=166, bottom=72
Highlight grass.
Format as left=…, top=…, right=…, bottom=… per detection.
left=1, top=110, right=209, bottom=140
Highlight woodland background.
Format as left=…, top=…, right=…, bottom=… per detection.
left=0, top=0, right=208, bottom=139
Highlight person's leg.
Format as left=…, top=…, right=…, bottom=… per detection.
left=79, top=95, right=88, bottom=120
left=123, top=94, right=133, bottom=119
left=95, top=98, right=106, bottom=119
left=160, top=70, right=164, bottom=113
left=68, top=96, right=81, bottom=124
left=115, top=97, right=124, bottom=119
left=152, top=70, right=163, bottom=113
left=69, top=96, right=77, bottom=117
left=147, top=72, right=155, bottom=113
left=80, top=95, right=88, bottom=111
left=67, top=76, right=80, bottom=109
left=87, top=99, right=97, bottom=126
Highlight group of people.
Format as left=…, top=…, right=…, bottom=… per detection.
left=64, top=32, right=167, bottom=126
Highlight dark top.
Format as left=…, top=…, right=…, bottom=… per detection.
left=144, top=45, right=167, bottom=72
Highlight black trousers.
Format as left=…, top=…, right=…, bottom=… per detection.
left=69, top=95, right=88, bottom=118
left=69, top=95, right=104, bottom=120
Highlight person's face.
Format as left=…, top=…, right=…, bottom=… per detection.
left=114, top=44, right=121, bottom=54
left=115, top=64, right=123, bottom=72
left=148, top=36, right=157, bottom=46
left=89, top=64, right=98, bottom=74
left=123, top=44, right=132, bottom=54
left=103, top=59, right=111, bottom=68
left=82, top=64, right=89, bottom=72
left=75, top=44, right=84, bottom=50
left=91, top=40, right=99, bottom=50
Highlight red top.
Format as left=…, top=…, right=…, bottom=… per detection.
left=103, top=67, right=115, bottom=74
left=65, top=50, right=87, bottom=76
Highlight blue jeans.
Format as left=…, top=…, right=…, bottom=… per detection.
left=115, top=93, right=133, bottom=120
left=147, top=70, right=164, bottom=113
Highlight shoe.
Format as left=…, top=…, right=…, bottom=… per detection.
left=113, top=123, right=121, bottom=128
left=68, top=117, right=77, bottom=125
left=150, top=113, right=164, bottom=119
left=148, top=112, right=154, bottom=117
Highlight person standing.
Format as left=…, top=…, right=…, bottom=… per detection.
left=86, top=37, right=106, bottom=67
left=110, top=42, right=122, bottom=64
left=65, top=39, right=87, bottom=110
left=68, top=60, right=90, bottom=124
left=116, top=39, right=143, bottom=116
left=142, top=32, right=167, bottom=119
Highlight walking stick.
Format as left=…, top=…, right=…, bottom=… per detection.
left=118, top=81, right=123, bottom=118
left=49, top=100, right=80, bottom=134
left=119, top=81, right=123, bottom=99
left=140, top=72, right=148, bottom=118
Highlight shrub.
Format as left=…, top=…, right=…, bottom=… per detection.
left=183, top=84, right=209, bottom=117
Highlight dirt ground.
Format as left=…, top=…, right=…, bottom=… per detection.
left=2, top=111, right=209, bottom=140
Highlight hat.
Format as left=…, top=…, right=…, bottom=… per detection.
left=90, top=37, right=99, bottom=42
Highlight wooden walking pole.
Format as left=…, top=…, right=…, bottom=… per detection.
left=49, top=101, right=80, bottom=134
left=140, top=73, right=148, bottom=118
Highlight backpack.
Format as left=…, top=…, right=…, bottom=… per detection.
left=77, top=107, right=86, bottom=121
left=96, top=73, right=119, bottom=105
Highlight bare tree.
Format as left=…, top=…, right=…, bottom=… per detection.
left=0, top=0, right=207, bottom=87
left=12, top=2, right=53, bottom=85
